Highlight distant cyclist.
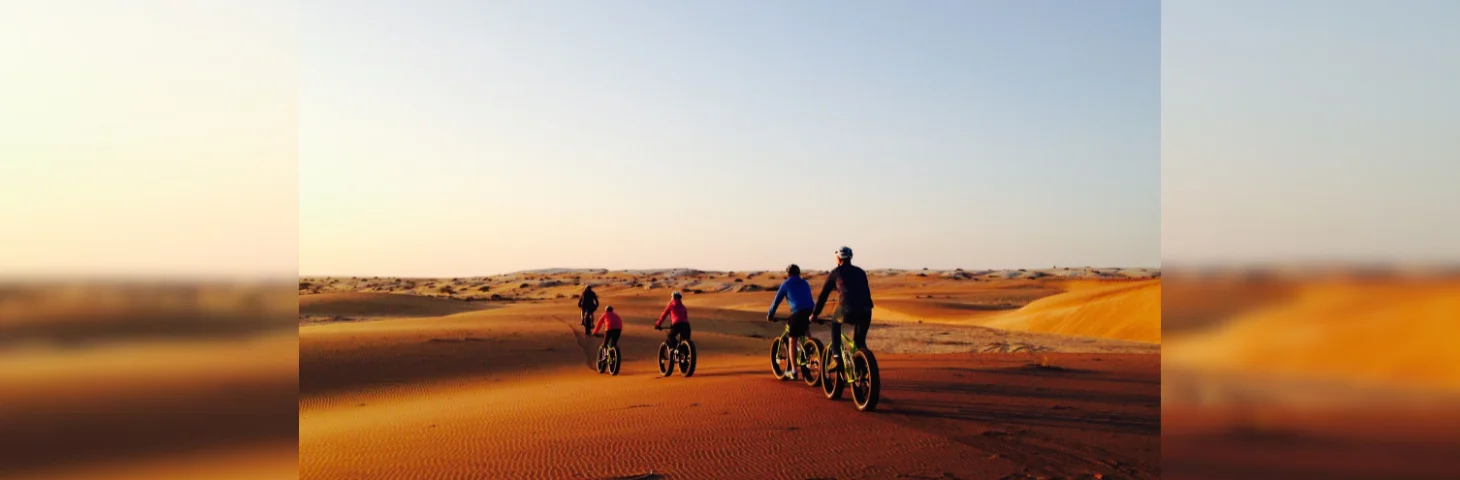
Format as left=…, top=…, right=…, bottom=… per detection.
left=593, top=305, right=623, bottom=351
left=767, top=264, right=815, bottom=379
left=578, top=285, right=599, bottom=335
left=655, top=291, right=691, bottom=345
left=811, top=246, right=874, bottom=371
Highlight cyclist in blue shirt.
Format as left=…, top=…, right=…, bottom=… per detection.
left=767, top=264, right=816, bottom=379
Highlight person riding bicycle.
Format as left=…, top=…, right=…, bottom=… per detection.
left=578, top=285, right=599, bottom=335
left=593, top=305, right=623, bottom=352
left=767, top=263, right=815, bottom=379
left=655, top=291, right=690, bottom=345
left=811, top=246, right=874, bottom=371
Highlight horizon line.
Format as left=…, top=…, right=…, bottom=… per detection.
left=299, top=264, right=1163, bottom=278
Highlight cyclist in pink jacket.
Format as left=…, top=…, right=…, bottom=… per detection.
left=655, top=291, right=691, bottom=345
left=593, top=306, right=623, bottom=351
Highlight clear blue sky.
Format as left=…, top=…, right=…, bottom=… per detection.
left=300, top=1, right=1160, bottom=276
left=1163, top=0, right=1460, bottom=266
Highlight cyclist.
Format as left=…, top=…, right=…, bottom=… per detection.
left=578, top=285, right=599, bottom=335
left=655, top=291, right=690, bottom=345
left=592, top=305, right=623, bottom=353
left=811, top=246, right=874, bottom=371
left=767, top=263, right=815, bottom=379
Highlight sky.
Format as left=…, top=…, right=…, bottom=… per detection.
left=300, top=1, right=1161, bottom=276
left=1, top=1, right=297, bottom=279
left=1162, top=0, right=1460, bottom=267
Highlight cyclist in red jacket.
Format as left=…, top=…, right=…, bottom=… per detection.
left=655, top=291, right=691, bottom=345
left=593, top=306, right=623, bottom=351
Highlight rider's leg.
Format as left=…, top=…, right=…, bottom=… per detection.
left=828, top=322, right=843, bottom=368
left=607, top=329, right=621, bottom=349
left=853, top=322, right=869, bottom=351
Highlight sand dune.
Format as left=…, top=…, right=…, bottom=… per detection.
left=299, top=292, right=491, bottom=321
left=986, top=280, right=1161, bottom=343
left=1164, top=277, right=1460, bottom=395
left=299, top=277, right=1161, bottom=479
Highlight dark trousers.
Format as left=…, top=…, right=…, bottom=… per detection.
left=665, top=322, right=691, bottom=344
left=829, top=307, right=871, bottom=355
left=581, top=309, right=595, bottom=334
left=601, top=329, right=621, bottom=350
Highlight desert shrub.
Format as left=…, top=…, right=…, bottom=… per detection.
left=438, top=286, right=454, bottom=295
left=734, top=278, right=743, bottom=283
left=478, top=285, right=490, bottom=292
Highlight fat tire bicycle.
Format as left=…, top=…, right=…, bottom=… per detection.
left=595, top=341, right=621, bottom=376
left=816, top=319, right=880, bottom=411
left=655, top=326, right=697, bottom=377
left=768, top=316, right=823, bottom=387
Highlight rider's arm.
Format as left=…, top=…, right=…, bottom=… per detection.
left=593, top=313, right=605, bottom=334
left=767, top=282, right=787, bottom=318
left=812, top=269, right=838, bottom=318
left=655, top=303, right=669, bottom=328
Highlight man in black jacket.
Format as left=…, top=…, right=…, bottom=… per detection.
left=578, top=285, right=599, bottom=335
left=811, top=246, right=874, bottom=370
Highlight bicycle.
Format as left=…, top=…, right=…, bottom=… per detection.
left=768, top=316, right=823, bottom=386
left=595, top=341, right=621, bottom=376
left=579, top=310, right=594, bottom=336
left=816, top=319, right=880, bottom=411
left=655, top=326, right=697, bottom=377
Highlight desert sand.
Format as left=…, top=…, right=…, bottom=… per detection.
left=0, top=282, right=298, bottom=480
left=1161, top=269, right=1460, bottom=479
left=300, top=269, right=1160, bottom=479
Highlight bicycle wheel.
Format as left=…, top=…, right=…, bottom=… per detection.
left=769, top=337, right=789, bottom=380
left=821, top=348, right=844, bottom=400
left=678, top=339, right=697, bottom=377
left=800, top=337, right=824, bottom=387
left=657, top=342, right=674, bottom=377
left=608, top=347, right=621, bottom=376
left=596, top=344, right=608, bottom=373
left=851, top=349, right=880, bottom=411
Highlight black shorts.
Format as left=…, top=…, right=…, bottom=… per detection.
left=666, top=322, right=691, bottom=342
left=787, top=309, right=812, bottom=337
left=602, top=329, right=621, bottom=348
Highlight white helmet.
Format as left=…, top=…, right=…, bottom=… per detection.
left=834, top=246, right=853, bottom=259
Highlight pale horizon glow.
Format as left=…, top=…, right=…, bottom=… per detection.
left=1, top=2, right=297, bottom=279
left=302, top=2, right=1159, bottom=277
